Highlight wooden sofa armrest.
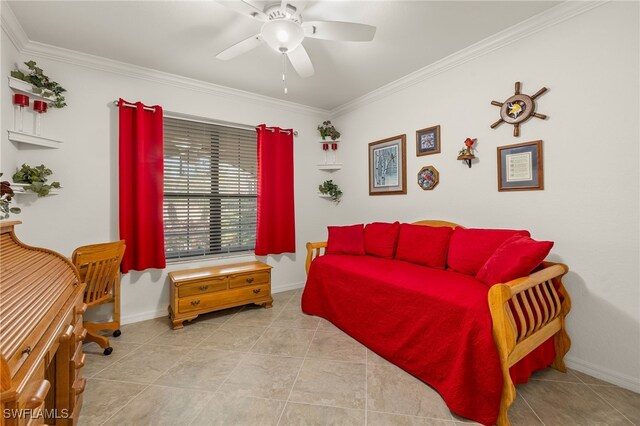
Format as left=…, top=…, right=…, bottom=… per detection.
left=488, top=261, right=571, bottom=426
left=305, top=241, right=328, bottom=274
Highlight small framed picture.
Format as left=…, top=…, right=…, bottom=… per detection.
left=497, top=140, right=543, bottom=191
left=417, top=166, right=439, bottom=190
left=368, top=134, right=407, bottom=196
left=416, top=125, right=441, bottom=156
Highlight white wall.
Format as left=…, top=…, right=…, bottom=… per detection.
left=323, top=2, right=639, bottom=391
left=1, top=22, right=329, bottom=324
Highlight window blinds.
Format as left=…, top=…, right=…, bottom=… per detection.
left=163, top=117, right=257, bottom=260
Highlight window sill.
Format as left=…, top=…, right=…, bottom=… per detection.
left=166, top=251, right=256, bottom=266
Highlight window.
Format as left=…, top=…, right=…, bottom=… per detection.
left=163, top=116, right=257, bottom=260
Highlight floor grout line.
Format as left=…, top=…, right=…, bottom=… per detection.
left=517, top=392, right=546, bottom=426
left=275, top=308, right=321, bottom=426
left=582, top=382, right=637, bottom=425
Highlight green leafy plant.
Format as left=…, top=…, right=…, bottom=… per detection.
left=317, top=120, right=341, bottom=140
left=12, top=164, right=61, bottom=197
left=318, top=179, right=342, bottom=203
left=0, top=174, right=21, bottom=219
left=11, top=60, right=67, bottom=108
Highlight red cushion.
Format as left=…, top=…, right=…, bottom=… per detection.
left=476, top=235, right=554, bottom=286
left=394, top=223, right=453, bottom=269
left=447, top=228, right=530, bottom=275
left=364, top=222, right=400, bottom=259
left=326, top=224, right=365, bottom=255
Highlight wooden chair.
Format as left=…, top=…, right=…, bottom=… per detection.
left=72, top=240, right=126, bottom=355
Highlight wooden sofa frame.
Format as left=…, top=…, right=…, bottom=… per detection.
left=304, top=220, right=571, bottom=426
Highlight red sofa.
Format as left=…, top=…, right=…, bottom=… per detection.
left=302, top=220, right=571, bottom=426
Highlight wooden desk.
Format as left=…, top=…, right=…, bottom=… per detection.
left=0, top=221, right=86, bottom=426
left=168, top=261, right=273, bottom=329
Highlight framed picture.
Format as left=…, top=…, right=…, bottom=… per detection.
left=368, top=134, right=407, bottom=195
left=497, top=140, right=543, bottom=191
left=417, top=166, right=439, bottom=190
left=416, top=125, right=440, bottom=156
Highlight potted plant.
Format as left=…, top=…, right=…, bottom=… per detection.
left=12, top=164, right=61, bottom=197
left=11, top=61, right=67, bottom=108
left=0, top=174, right=21, bottom=219
left=318, top=180, right=342, bottom=203
left=317, top=120, right=341, bottom=141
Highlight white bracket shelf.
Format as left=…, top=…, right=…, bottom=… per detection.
left=8, top=77, right=56, bottom=102
left=317, top=193, right=334, bottom=199
left=8, top=130, right=63, bottom=149
left=318, top=139, right=340, bottom=144
left=317, top=163, right=343, bottom=171
left=10, top=183, right=60, bottom=196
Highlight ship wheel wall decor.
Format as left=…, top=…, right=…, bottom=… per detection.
left=491, top=82, right=548, bottom=137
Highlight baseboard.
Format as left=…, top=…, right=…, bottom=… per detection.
left=565, top=356, right=640, bottom=393
left=120, top=281, right=306, bottom=325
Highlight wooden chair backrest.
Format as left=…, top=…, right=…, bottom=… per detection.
left=72, top=240, right=126, bottom=306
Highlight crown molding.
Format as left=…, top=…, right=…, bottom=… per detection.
left=1, top=1, right=28, bottom=51
left=0, top=2, right=328, bottom=118
left=329, top=1, right=608, bottom=117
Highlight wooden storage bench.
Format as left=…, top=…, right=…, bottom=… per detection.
left=168, top=260, right=273, bottom=329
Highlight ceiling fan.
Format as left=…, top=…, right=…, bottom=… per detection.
left=216, top=0, right=376, bottom=81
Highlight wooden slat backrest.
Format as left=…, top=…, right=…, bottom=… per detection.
left=72, top=241, right=125, bottom=307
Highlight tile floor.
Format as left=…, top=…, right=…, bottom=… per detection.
left=78, top=289, right=640, bottom=426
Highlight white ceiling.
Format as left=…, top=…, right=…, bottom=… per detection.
left=8, top=1, right=560, bottom=110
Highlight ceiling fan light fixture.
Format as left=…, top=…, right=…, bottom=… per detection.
left=262, top=19, right=304, bottom=53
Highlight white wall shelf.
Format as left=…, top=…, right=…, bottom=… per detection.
left=10, top=183, right=60, bottom=196
left=8, top=130, right=63, bottom=149
left=318, top=139, right=340, bottom=144
left=8, top=77, right=56, bottom=102
left=317, top=193, right=334, bottom=199
left=317, top=163, right=343, bottom=171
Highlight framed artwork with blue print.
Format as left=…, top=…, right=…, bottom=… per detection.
left=497, top=140, right=543, bottom=191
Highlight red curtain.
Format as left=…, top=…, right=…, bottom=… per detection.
left=255, top=124, right=296, bottom=256
left=118, top=98, right=165, bottom=273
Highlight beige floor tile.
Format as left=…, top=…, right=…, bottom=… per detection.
left=289, top=358, right=366, bottom=409
left=366, top=349, right=390, bottom=366
left=77, top=379, right=147, bottom=426
left=219, top=353, right=303, bottom=400
left=188, top=306, right=242, bottom=325
left=451, top=394, right=541, bottom=425
left=225, top=305, right=282, bottom=327
left=148, top=321, right=220, bottom=347
left=367, top=363, right=451, bottom=421
left=316, top=318, right=343, bottom=334
left=272, top=289, right=298, bottom=305
left=153, top=348, right=242, bottom=392
left=96, top=344, right=191, bottom=384
left=368, top=411, right=453, bottom=425
left=529, top=367, right=581, bottom=383
left=104, top=385, right=213, bottom=426
left=250, top=327, right=315, bottom=357
left=200, top=325, right=267, bottom=352
left=82, top=341, right=141, bottom=378
left=272, top=307, right=321, bottom=330
left=115, top=317, right=171, bottom=343
left=589, top=384, right=640, bottom=425
left=518, top=379, right=633, bottom=425
left=191, top=394, right=285, bottom=426
left=281, top=402, right=365, bottom=425
left=572, top=369, right=617, bottom=386
left=307, top=331, right=366, bottom=363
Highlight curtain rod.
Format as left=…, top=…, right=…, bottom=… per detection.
left=113, top=100, right=158, bottom=112
left=257, top=126, right=298, bottom=136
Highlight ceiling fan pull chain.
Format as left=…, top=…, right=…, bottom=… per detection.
left=282, top=52, right=288, bottom=94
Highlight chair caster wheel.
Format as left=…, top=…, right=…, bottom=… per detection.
left=103, top=347, right=113, bottom=356
left=113, top=329, right=121, bottom=337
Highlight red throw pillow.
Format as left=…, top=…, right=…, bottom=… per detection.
left=326, top=224, right=365, bottom=255
left=476, top=235, right=554, bottom=286
left=364, top=222, right=400, bottom=259
left=394, top=223, right=454, bottom=269
left=447, top=228, right=530, bottom=275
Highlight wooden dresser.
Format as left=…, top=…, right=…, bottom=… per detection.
left=169, top=261, right=272, bottom=329
left=0, top=221, right=86, bottom=426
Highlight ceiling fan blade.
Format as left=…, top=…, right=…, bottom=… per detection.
left=217, top=0, right=267, bottom=21
left=287, top=45, right=315, bottom=78
left=303, top=21, right=376, bottom=42
left=216, top=34, right=263, bottom=60
left=290, top=0, right=308, bottom=17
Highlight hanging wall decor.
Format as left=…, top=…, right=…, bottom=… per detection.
left=417, top=166, right=439, bottom=190
left=416, top=125, right=440, bottom=156
left=497, top=140, right=543, bottom=191
left=368, top=134, right=407, bottom=196
left=491, top=82, right=547, bottom=137
left=457, top=138, right=476, bottom=168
